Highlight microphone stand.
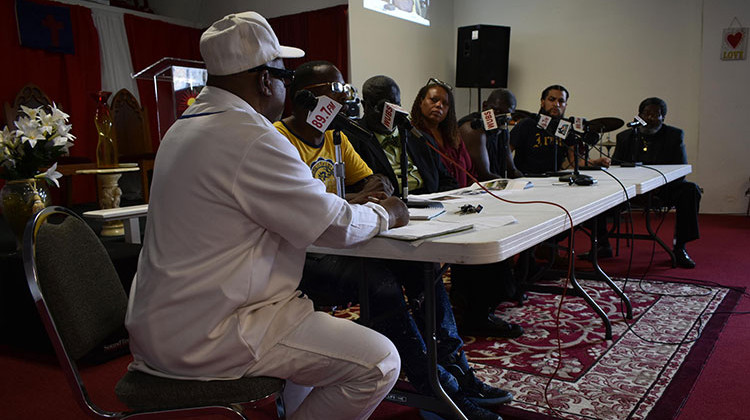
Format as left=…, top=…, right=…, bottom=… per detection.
left=497, top=116, right=509, bottom=178
left=553, top=137, right=559, bottom=173
left=332, top=129, right=346, bottom=199
left=631, top=125, right=640, bottom=164
left=399, top=126, right=409, bottom=202
left=559, top=132, right=596, bottom=186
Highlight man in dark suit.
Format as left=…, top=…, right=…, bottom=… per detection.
left=612, top=97, right=701, bottom=268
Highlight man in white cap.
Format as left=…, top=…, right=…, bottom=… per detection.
left=124, top=11, right=408, bottom=419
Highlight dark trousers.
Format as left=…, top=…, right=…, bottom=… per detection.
left=449, top=261, right=517, bottom=323
left=665, top=180, right=702, bottom=245
left=299, top=254, right=468, bottom=396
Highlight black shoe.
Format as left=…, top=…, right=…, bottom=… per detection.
left=460, top=314, right=523, bottom=338
left=453, top=392, right=503, bottom=420
left=578, top=245, right=613, bottom=261
left=674, top=247, right=696, bottom=268
left=418, top=393, right=503, bottom=420
left=444, top=364, right=513, bottom=407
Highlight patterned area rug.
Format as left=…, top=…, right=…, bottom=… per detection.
left=332, top=277, right=737, bottom=419
left=465, top=278, right=736, bottom=420
left=334, top=277, right=738, bottom=419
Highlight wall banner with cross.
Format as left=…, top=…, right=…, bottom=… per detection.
left=721, top=17, right=747, bottom=61
left=16, top=0, right=75, bottom=55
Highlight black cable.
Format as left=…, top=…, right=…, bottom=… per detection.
left=419, top=134, right=576, bottom=418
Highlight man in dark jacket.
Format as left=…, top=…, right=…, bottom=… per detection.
left=347, top=75, right=459, bottom=196
left=612, top=97, right=701, bottom=268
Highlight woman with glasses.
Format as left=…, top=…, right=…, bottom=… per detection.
left=410, top=78, right=477, bottom=188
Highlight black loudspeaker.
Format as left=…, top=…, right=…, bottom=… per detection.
left=456, top=25, right=510, bottom=88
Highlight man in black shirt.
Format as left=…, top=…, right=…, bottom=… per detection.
left=510, top=85, right=610, bottom=174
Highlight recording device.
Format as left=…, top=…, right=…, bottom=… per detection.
left=293, top=90, right=372, bottom=140
left=342, top=99, right=360, bottom=118
left=626, top=115, right=647, bottom=128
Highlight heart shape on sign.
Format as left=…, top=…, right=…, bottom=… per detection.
left=727, top=31, right=743, bottom=49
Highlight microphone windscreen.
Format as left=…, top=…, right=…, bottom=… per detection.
left=582, top=131, right=600, bottom=146
left=293, top=90, right=318, bottom=111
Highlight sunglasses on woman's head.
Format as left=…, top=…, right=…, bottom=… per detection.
left=426, top=78, right=453, bottom=91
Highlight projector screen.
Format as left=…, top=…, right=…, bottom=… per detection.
left=363, top=0, right=430, bottom=27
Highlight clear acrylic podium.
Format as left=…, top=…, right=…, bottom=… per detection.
left=131, top=57, right=207, bottom=140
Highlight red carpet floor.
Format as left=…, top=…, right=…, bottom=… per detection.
left=0, top=213, right=747, bottom=419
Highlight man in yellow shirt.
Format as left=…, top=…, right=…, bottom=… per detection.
left=274, top=61, right=390, bottom=201
left=275, top=61, right=511, bottom=420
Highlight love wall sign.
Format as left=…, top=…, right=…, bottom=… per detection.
left=721, top=27, right=747, bottom=61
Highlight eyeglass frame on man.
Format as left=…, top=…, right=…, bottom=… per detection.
left=247, top=65, right=295, bottom=87
left=301, top=81, right=359, bottom=101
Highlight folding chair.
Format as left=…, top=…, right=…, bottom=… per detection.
left=23, top=206, right=285, bottom=419
left=610, top=190, right=677, bottom=267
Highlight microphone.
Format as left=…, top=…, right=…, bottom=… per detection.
left=626, top=115, right=647, bottom=127
left=293, top=90, right=372, bottom=140
left=381, top=102, right=425, bottom=139
left=537, top=114, right=600, bottom=146
left=470, top=110, right=512, bottom=131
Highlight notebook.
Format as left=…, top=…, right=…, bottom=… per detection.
left=378, top=221, right=473, bottom=241
left=407, top=200, right=446, bottom=220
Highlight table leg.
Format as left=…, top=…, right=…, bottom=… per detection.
left=588, top=218, right=633, bottom=320
left=423, top=263, right=466, bottom=420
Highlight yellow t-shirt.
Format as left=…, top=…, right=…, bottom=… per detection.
left=274, top=121, right=373, bottom=194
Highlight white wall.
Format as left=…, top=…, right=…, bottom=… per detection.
left=698, top=0, right=750, bottom=214
left=452, top=0, right=747, bottom=214
left=453, top=1, right=703, bottom=168
left=148, top=0, right=750, bottom=214
left=348, top=0, right=455, bottom=112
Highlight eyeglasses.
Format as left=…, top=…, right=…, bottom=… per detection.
left=247, top=65, right=295, bottom=87
left=302, top=81, right=359, bottom=101
left=427, top=78, right=453, bottom=91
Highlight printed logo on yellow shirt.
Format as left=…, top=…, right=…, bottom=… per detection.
left=310, top=157, right=336, bottom=193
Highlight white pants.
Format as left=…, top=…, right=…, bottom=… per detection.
left=245, top=311, right=400, bottom=420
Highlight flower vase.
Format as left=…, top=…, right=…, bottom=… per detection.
left=93, top=91, right=119, bottom=169
left=0, top=179, right=51, bottom=248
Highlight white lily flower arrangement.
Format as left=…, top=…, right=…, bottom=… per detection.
left=0, top=104, right=75, bottom=187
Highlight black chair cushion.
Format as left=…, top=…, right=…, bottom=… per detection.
left=115, top=370, right=284, bottom=410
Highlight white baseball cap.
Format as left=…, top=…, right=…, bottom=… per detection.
left=199, top=11, right=305, bottom=76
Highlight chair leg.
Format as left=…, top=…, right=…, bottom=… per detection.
left=644, top=207, right=676, bottom=267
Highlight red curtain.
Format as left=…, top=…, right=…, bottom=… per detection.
left=123, top=14, right=202, bottom=149
left=269, top=5, right=349, bottom=116
left=270, top=5, right=349, bottom=80
left=1, top=0, right=101, bottom=203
